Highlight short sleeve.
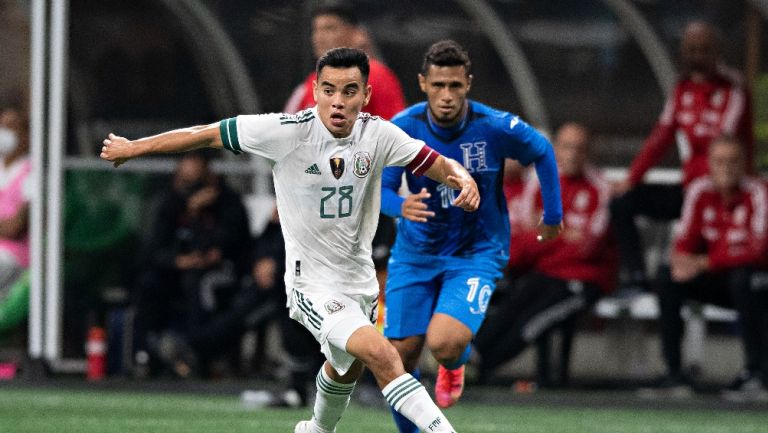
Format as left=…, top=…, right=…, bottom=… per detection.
left=380, top=121, right=427, bottom=168
left=220, top=112, right=304, bottom=163
left=498, top=114, right=549, bottom=166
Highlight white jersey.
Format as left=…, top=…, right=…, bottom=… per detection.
left=221, top=107, right=434, bottom=297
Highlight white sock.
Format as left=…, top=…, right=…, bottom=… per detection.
left=383, top=374, right=456, bottom=432
left=311, top=367, right=356, bottom=433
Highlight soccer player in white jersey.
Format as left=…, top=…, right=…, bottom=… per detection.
left=101, top=47, right=476, bottom=433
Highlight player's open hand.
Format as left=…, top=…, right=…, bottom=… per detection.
left=401, top=188, right=435, bottom=222
left=100, top=133, right=132, bottom=167
left=447, top=174, right=480, bottom=212
left=536, top=220, right=563, bottom=242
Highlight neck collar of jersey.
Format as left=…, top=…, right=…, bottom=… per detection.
left=425, top=102, right=471, bottom=143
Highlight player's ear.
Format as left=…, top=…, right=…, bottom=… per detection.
left=418, top=74, right=427, bottom=93
left=363, top=84, right=372, bottom=106
left=466, top=74, right=473, bottom=92
left=312, top=80, right=319, bottom=102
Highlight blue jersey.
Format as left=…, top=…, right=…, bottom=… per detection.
left=381, top=100, right=561, bottom=259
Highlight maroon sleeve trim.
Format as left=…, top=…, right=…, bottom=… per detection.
left=406, top=145, right=439, bottom=176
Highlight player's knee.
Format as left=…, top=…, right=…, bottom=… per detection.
left=427, top=337, right=466, bottom=366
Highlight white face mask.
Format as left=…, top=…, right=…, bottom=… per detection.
left=0, top=127, right=18, bottom=156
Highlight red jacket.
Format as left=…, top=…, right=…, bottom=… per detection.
left=628, top=67, right=753, bottom=188
left=511, top=167, right=617, bottom=293
left=503, top=173, right=527, bottom=236
left=674, top=176, right=768, bottom=272
left=284, top=58, right=405, bottom=120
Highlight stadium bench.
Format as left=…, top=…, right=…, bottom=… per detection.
left=592, top=293, right=738, bottom=373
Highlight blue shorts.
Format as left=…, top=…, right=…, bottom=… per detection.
left=383, top=252, right=504, bottom=339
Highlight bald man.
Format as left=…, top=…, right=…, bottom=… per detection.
left=610, top=21, right=754, bottom=293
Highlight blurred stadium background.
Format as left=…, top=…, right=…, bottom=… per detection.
left=1, top=0, right=767, bottom=431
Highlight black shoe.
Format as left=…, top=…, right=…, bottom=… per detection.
left=721, top=371, right=768, bottom=402
left=637, top=374, right=694, bottom=399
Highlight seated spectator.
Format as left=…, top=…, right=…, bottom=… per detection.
left=0, top=105, right=31, bottom=338
left=131, top=152, right=251, bottom=378
left=475, top=123, right=617, bottom=387
left=645, top=136, right=768, bottom=400
left=610, top=21, right=753, bottom=295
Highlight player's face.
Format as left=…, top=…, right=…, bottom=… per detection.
left=709, top=141, right=744, bottom=192
left=313, top=66, right=371, bottom=138
left=312, top=14, right=357, bottom=59
left=554, top=124, right=589, bottom=177
left=419, top=65, right=472, bottom=127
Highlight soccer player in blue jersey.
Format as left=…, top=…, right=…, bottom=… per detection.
left=381, top=40, right=563, bottom=433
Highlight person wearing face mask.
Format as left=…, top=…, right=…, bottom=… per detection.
left=0, top=106, right=32, bottom=337
left=130, top=151, right=251, bottom=378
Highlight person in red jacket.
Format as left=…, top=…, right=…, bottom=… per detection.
left=650, top=136, right=768, bottom=400
left=283, top=3, right=405, bottom=119
left=475, top=123, right=617, bottom=386
left=610, top=21, right=754, bottom=293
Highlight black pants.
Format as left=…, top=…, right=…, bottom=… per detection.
left=475, top=273, right=601, bottom=385
left=657, top=266, right=768, bottom=380
left=610, top=184, right=684, bottom=284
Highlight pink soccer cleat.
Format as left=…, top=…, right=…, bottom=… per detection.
left=435, top=365, right=465, bottom=408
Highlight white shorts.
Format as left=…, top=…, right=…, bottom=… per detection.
left=288, top=288, right=378, bottom=375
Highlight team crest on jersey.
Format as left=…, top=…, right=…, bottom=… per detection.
left=353, top=151, right=372, bottom=178
left=330, top=157, right=345, bottom=179
left=324, top=299, right=345, bottom=315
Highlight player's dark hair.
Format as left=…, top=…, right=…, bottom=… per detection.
left=316, top=47, right=370, bottom=84
left=312, top=1, right=359, bottom=26
left=421, top=40, right=471, bottom=76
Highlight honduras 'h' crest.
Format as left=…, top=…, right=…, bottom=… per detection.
left=353, top=151, right=372, bottom=178
left=330, top=156, right=345, bottom=179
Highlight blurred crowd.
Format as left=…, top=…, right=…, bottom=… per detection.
left=1, top=0, right=767, bottom=405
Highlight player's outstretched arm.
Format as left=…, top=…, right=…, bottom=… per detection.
left=423, top=155, right=479, bottom=211
left=100, top=122, right=224, bottom=167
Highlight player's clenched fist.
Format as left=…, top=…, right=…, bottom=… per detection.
left=100, top=133, right=131, bottom=167
left=449, top=174, right=480, bottom=212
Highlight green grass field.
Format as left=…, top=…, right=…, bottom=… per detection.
left=2, top=387, right=767, bottom=433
